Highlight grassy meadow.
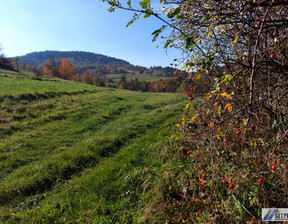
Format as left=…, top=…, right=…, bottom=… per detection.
left=105, top=73, right=170, bottom=83
left=0, top=69, right=185, bottom=223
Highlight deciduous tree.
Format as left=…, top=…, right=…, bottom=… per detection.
left=81, top=69, right=93, bottom=84
left=43, top=59, right=59, bottom=77
left=59, top=57, right=76, bottom=81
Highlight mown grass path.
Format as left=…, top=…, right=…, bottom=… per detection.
left=0, top=71, right=184, bottom=223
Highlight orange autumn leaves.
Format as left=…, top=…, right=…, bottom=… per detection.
left=43, top=58, right=76, bottom=81
left=59, top=58, right=76, bottom=81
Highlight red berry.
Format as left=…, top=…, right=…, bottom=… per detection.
left=229, top=183, right=235, bottom=189
left=242, top=141, right=248, bottom=145
left=215, top=115, right=221, bottom=120
left=214, top=43, right=219, bottom=47
left=174, top=59, right=177, bottom=61
left=258, top=178, right=263, bottom=184
left=251, top=124, right=256, bottom=130
left=271, top=53, right=276, bottom=59
left=190, top=48, right=193, bottom=52
left=224, top=139, right=229, bottom=143
left=272, top=165, right=276, bottom=171
left=187, top=150, right=191, bottom=155
left=224, top=106, right=229, bottom=111
left=222, top=180, right=228, bottom=184
left=189, top=88, right=194, bottom=91
left=188, top=93, right=192, bottom=97
left=189, top=96, right=194, bottom=101
left=236, top=130, right=241, bottom=135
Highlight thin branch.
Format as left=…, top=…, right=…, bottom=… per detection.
left=249, top=1, right=288, bottom=7
left=112, top=3, right=211, bottom=64
left=189, top=104, right=249, bottom=136
left=248, top=128, right=288, bottom=182
left=249, top=0, right=275, bottom=106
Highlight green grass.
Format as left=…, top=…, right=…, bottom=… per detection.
left=0, top=70, right=185, bottom=223
left=105, top=73, right=170, bottom=83
left=0, top=69, right=98, bottom=98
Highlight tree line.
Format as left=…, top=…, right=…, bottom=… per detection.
left=42, top=57, right=184, bottom=93
left=16, top=50, right=176, bottom=76
left=0, top=46, right=187, bottom=93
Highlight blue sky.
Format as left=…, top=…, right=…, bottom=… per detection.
left=0, top=0, right=180, bottom=67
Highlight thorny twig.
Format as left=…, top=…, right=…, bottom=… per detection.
left=248, top=128, right=288, bottom=182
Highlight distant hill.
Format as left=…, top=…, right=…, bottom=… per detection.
left=14, top=50, right=178, bottom=78
left=17, top=50, right=132, bottom=74
left=19, top=50, right=130, bottom=67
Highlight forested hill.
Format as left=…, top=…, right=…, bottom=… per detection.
left=16, top=50, right=175, bottom=76
left=17, top=50, right=134, bottom=75
left=19, top=50, right=130, bottom=67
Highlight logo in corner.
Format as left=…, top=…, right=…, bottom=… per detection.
left=262, top=208, right=288, bottom=221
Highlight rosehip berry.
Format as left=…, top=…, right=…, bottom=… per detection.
left=258, top=178, right=263, bottom=184
left=187, top=150, right=191, bottom=155
left=189, top=96, right=194, bottom=101
left=222, top=180, right=228, bottom=184
left=251, top=124, right=256, bottom=130
left=214, top=43, right=219, bottom=47
left=190, top=88, right=194, bottom=91
left=229, top=183, right=235, bottom=189
left=188, top=93, right=192, bottom=97
left=242, top=141, right=248, bottom=145
left=236, top=130, right=241, bottom=135
left=271, top=53, right=276, bottom=59
left=272, top=165, right=276, bottom=171
left=224, top=139, right=229, bottom=143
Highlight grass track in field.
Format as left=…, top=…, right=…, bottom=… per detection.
left=0, top=70, right=185, bottom=223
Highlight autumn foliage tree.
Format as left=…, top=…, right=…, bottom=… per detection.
left=102, top=0, right=288, bottom=222
left=59, top=58, right=76, bottom=81
left=81, top=69, right=94, bottom=84
left=43, top=59, right=59, bottom=77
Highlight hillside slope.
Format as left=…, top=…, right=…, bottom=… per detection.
left=18, top=50, right=130, bottom=67
left=0, top=69, right=185, bottom=223
left=15, top=51, right=177, bottom=78
left=16, top=50, right=141, bottom=75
